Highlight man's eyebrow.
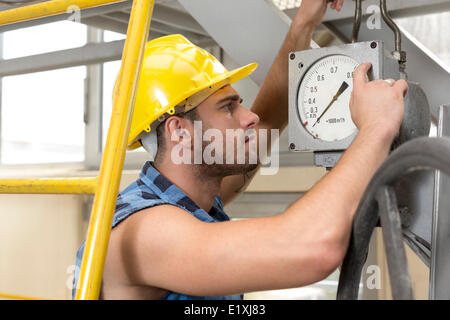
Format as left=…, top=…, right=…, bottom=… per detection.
left=216, top=94, right=243, bottom=105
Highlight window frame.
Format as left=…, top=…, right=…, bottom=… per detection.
left=0, top=23, right=89, bottom=169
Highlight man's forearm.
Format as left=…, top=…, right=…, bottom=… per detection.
left=283, top=128, right=394, bottom=256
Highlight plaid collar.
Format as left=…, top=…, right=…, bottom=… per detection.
left=137, top=161, right=230, bottom=222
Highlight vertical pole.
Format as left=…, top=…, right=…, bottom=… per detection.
left=84, top=27, right=104, bottom=169
left=0, top=32, right=3, bottom=162
left=351, top=0, right=362, bottom=43
left=75, top=0, right=154, bottom=300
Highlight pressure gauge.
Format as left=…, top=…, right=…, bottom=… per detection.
left=297, top=55, right=358, bottom=142
left=289, top=41, right=388, bottom=165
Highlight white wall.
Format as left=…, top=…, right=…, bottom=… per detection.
left=0, top=194, right=84, bottom=300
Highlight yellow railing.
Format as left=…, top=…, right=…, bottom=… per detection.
left=0, top=0, right=154, bottom=300
left=0, top=0, right=129, bottom=26
left=0, top=292, right=43, bottom=301
left=0, top=178, right=97, bottom=194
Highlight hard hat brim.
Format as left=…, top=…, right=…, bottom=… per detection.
left=227, top=62, right=258, bottom=86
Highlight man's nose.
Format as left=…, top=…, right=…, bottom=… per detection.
left=238, top=105, right=260, bottom=129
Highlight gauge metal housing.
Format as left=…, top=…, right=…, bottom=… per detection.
left=288, top=41, right=385, bottom=153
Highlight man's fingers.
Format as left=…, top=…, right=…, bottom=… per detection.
left=353, top=62, right=372, bottom=88
left=393, top=79, right=409, bottom=97
left=330, top=0, right=344, bottom=11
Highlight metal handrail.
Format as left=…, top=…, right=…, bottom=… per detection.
left=0, top=178, right=97, bottom=194
left=0, top=292, right=44, bottom=300
left=0, top=0, right=155, bottom=300
left=0, top=0, right=128, bottom=26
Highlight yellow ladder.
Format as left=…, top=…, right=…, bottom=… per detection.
left=0, top=0, right=154, bottom=300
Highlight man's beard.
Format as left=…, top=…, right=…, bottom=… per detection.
left=195, top=161, right=259, bottom=178
left=192, top=124, right=259, bottom=178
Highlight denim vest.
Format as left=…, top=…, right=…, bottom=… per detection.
left=73, top=161, right=242, bottom=300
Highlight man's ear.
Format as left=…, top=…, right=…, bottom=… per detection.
left=166, top=116, right=192, bottom=147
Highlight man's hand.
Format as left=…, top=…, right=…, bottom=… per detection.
left=350, top=62, right=408, bottom=142
left=294, top=0, right=344, bottom=29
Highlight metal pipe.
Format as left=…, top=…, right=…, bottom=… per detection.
left=74, top=0, right=154, bottom=300
left=0, top=178, right=97, bottom=194
left=351, top=0, right=362, bottom=43
left=380, top=0, right=402, bottom=53
left=0, top=0, right=128, bottom=26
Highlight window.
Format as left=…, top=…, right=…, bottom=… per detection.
left=104, top=30, right=126, bottom=42
left=1, top=67, right=86, bottom=164
left=272, top=0, right=302, bottom=10
left=3, top=21, right=86, bottom=59
left=245, top=269, right=345, bottom=300
left=1, top=21, right=87, bottom=165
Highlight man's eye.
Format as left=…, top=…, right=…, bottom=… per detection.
left=222, top=104, right=232, bottom=111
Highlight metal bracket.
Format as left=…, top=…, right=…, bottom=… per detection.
left=380, top=0, right=407, bottom=66
left=430, top=105, right=450, bottom=299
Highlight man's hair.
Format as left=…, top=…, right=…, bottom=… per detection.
left=154, top=108, right=199, bottom=163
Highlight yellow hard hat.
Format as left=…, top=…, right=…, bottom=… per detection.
left=125, top=34, right=258, bottom=150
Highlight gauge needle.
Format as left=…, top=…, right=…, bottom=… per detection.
left=312, top=81, right=350, bottom=127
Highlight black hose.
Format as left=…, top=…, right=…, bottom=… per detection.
left=337, top=137, right=450, bottom=299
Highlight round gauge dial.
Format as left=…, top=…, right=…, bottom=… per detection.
left=297, top=55, right=358, bottom=142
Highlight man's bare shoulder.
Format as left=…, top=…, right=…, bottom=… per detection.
left=123, top=204, right=200, bottom=229
left=102, top=204, right=204, bottom=298
left=113, top=204, right=202, bottom=254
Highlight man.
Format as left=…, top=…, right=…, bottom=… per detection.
left=73, top=0, right=408, bottom=300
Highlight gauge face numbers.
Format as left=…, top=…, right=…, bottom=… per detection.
left=297, top=55, right=358, bottom=142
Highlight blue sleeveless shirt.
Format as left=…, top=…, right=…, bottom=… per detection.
left=72, top=161, right=242, bottom=300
